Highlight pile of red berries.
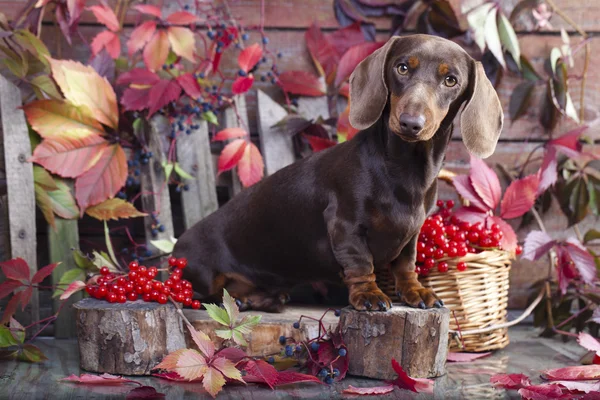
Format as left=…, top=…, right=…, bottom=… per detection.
left=85, top=257, right=201, bottom=309
left=416, top=200, right=521, bottom=276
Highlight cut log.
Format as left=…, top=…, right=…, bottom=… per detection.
left=340, top=305, right=449, bottom=380
left=73, top=298, right=186, bottom=375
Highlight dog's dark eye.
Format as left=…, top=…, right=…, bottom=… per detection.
left=397, top=63, right=409, bottom=75
left=444, top=76, right=458, bottom=87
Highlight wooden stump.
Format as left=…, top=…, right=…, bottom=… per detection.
left=74, top=298, right=186, bottom=375
left=340, top=305, right=449, bottom=380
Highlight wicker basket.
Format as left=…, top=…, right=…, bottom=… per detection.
left=376, top=169, right=513, bottom=352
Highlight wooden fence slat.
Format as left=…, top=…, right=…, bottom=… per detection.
left=176, top=120, right=218, bottom=229
left=49, top=215, right=80, bottom=338
left=0, top=74, right=38, bottom=328
left=297, top=96, right=329, bottom=121
left=256, top=90, right=295, bottom=175
left=222, top=95, right=251, bottom=196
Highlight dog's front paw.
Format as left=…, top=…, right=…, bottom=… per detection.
left=397, top=285, right=443, bottom=309
left=349, top=288, right=392, bottom=311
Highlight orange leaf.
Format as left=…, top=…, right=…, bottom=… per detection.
left=48, top=58, right=119, bottom=129
left=143, top=29, right=169, bottom=72
left=166, top=11, right=200, bottom=25
left=213, top=128, right=247, bottom=142
left=167, top=26, right=195, bottom=62
left=218, top=139, right=247, bottom=173
left=30, top=135, right=108, bottom=178
left=203, top=367, right=226, bottom=398
left=337, top=103, right=359, bottom=141
left=75, top=144, right=128, bottom=212
left=212, top=357, right=244, bottom=382
left=23, top=100, right=104, bottom=140
left=155, top=349, right=189, bottom=371
left=59, top=280, right=86, bottom=300
left=237, top=142, right=264, bottom=187
left=232, top=76, right=254, bottom=95
left=185, top=322, right=214, bottom=359
left=175, top=349, right=209, bottom=381
left=127, top=21, right=157, bottom=56
left=91, top=30, right=121, bottom=59
left=85, top=198, right=147, bottom=221
left=87, top=4, right=120, bottom=32
left=238, top=43, right=262, bottom=73
left=133, top=4, right=162, bottom=18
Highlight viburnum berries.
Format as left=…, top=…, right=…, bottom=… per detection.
left=84, top=258, right=200, bottom=309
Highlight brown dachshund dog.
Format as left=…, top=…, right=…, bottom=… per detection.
left=172, top=34, right=504, bottom=312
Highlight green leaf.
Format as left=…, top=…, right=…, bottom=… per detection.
left=104, top=221, right=119, bottom=268
left=9, top=319, right=25, bottom=344
left=550, top=47, right=561, bottom=75
left=540, top=81, right=559, bottom=132
left=204, top=304, right=230, bottom=326
left=215, top=328, right=233, bottom=340
left=18, top=344, right=48, bottom=363
left=232, top=330, right=247, bottom=346
left=91, top=250, right=118, bottom=272
left=466, top=2, right=494, bottom=51
left=35, top=184, right=56, bottom=229
left=162, top=161, right=174, bottom=180
left=520, top=55, right=541, bottom=81
left=484, top=7, right=505, bottom=68
left=33, top=165, right=59, bottom=191
left=588, top=177, right=600, bottom=216
left=202, top=111, right=218, bottom=125
left=13, top=29, right=50, bottom=64
left=150, top=238, right=176, bottom=254
left=584, top=229, right=600, bottom=244
left=52, top=268, right=86, bottom=297
left=47, top=179, right=79, bottom=220
left=497, top=11, right=520, bottom=68
left=165, top=50, right=178, bottom=66
left=3, top=56, right=26, bottom=78
left=222, top=289, right=239, bottom=325
left=234, top=315, right=261, bottom=335
left=509, top=81, right=535, bottom=121
left=72, top=249, right=97, bottom=271
left=30, top=75, right=61, bottom=100
left=174, top=163, right=194, bottom=180
left=0, top=326, right=19, bottom=348
left=564, top=92, right=579, bottom=123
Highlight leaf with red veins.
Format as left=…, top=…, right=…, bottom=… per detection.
left=541, top=365, right=600, bottom=381
left=564, top=238, right=598, bottom=285
left=238, top=43, right=262, bottom=73
left=217, top=348, right=247, bottom=363
left=213, top=128, right=248, bottom=142
left=0, top=258, right=31, bottom=282
left=549, top=125, right=587, bottom=157
left=490, top=216, right=517, bottom=252
left=87, top=4, right=120, bottom=32
left=133, top=4, right=162, bottom=18
left=32, top=262, right=60, bottom=284
left=116, top=68, right=160, bottom=86
left=241, top=360, right=277, bottom=389
left=232, top=76, right=254, bottom=95
left=522, top=230, right=556, bottom=261
left=577, top=332, right=600, bottom=356
left=218, top=140, right=247, bottom=173
left=518, top=384, right=567, bottom=399
left=469, top=156, right=502, bottom=209
left=451, top=175, right=488, bottom=212
left=500, top=174, right=539, bottom=219
left=59, top=280, right=86, bottom=300
left=127, top=21, right=157, bottom=57
left=121, top=88, right=150, bottom=111
left=176, top=73, right=202, bottom=99
left=143, top=30, right=169, bottom=72
left=166, top=11, right=200, bottom=25
left=490, top=373, right=532, bottom=389
left=167, top=27, right=195, bottom=62
left=91, top=30, right=121, bottom=59
left=148, top=79, right=182, bottom=117
left=237, top=142, right=264, bottom=187
left=0, top=280, right=23, bottom=300
left=551, top=380, right=600, bottom=394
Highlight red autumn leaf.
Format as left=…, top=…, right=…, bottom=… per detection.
left=577, top=332, right=600, bottom=356
left=451, top=175, right=488, bottom=211
left=19, top=287, right=33, bottom=311
left=490, top=373, right=532, bottom=389
left=342, top=385, right=394, bottom=395
left=217, top=347, right=247, bottom=363
left=238, top=43, right=263, bottom=73
left=148, top=79, right=182, bottom=116
left=274, top=371, right=322, bottom=387
left=551, top=380, right=600, bottom=394
left=152, top=371, right=201, bottom=382
left=278, top=71, right=325, bottom=96
left=32, top=262, right=60, bottom=284
left=117, top=68, right=160, bottom=86
left=469, top=156, right=502, bottom=209
left=305, top=22, right=339, bottom=81
left=327, top=21, right=367, bottom=57
left=0, top=258, right=30, bottom=282
left=127, top=21, right=157, bottom=56
left=304, top=134, right=337, bottom=152
left=60, top=373, right=141, bottom=385
left=518, top=384, right=566, bottom=399
left=0, top=280, right=22, bottom=300
left=1, top=291, right=23, bottom=324
left=522, top=231, right=556, bottom=261
left=91, top=30, right=121, bottom=59
left=121, top=88, right=150, bottom=111
left=549, top=126, right=587, bottom=158
left=232, top=76, right=254, bottom=95
left=490, top=216, right=517, bottom=252
left=315, top=341, right=349, bottom=381
left=133, top=4, right=162, bottom=18
left=59, top=280, right=86, bottom=300
left=213, top=128, right=247, bottom=142
left=541, top=365, right=600, bottom=381
left=218, top=139, right=247, bottom=173
left=75, top=144, right=128, bottom=211
left=334, top=41, right=385, bottom=87
left=564, top=239, right=597, bottom=284
left=166, top=11, right=200, bottom=25
left=87, top=5, right=120, bottom=32
left=143, top=30, right=169, bottom=72
left=337, top=103, right=360, bottom=141
left=500, top=174, right=539, bottom=219
left=387, top=359, right=434, bottom=393
left=538, top=146, right=558, bottom=195
left=176, top=73, right=202, bottom=99
left=237, top=142, right=264, bottom=187
left=30, top=134, right=108, bottom=179
left=446, top=352, right=491, bottom=362
left=453, top=206, right=487, bottom=225
left=339, top=83, right=350, bottom=98
left=241, top=360, right=278, bottom=389
left=126, top=386, right=165, bottom=399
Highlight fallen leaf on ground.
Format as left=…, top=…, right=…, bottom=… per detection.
left=342, top=385, right=394, bottom=395
left=386, top=359, right=434, bottom=393
left=490, top=373, right=532, bottom=389
left=60, top=373, right=140, bottom=385
left=541, top=365, right=600, bottom=381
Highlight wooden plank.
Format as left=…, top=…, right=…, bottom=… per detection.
left=297, top=96, right=330, bottom=121
left=256, top=90, right=295, bottom=175
left=0, top=74, right=38, bottom=328
left=49, top=215, right=80, bottom=339
left=176, top=119, right=219, bottom=229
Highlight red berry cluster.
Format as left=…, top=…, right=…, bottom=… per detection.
left=416, top=200, right=509, bottom=276
left=85, top=257, right=201, bottom=309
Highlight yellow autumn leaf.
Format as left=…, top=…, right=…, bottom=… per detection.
left=85, top=198, right=147, bottom=221
left=167, top=26, right=196, bottom=62
left=48, top=58, right=119, bottom=129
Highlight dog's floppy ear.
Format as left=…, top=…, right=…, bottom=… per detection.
left=460, top=61, right=504, bottom=158
left=349, top=37, right=400, bottom=130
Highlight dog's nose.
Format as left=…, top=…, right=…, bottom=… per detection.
left=399, top=113, right=425, bottom=135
